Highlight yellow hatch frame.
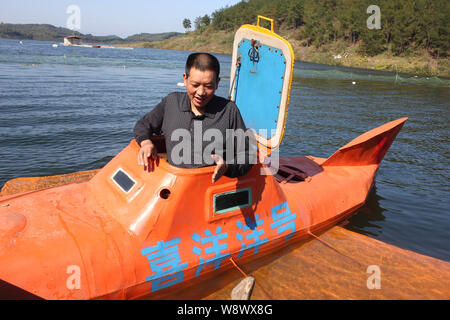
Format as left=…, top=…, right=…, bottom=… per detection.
left=229, top=16, right=295, bottom=152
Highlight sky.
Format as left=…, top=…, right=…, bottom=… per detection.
left=0, top=0, right=243, bottom=38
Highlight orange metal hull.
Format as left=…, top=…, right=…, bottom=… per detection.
left=0, top=118, right=407, bottom=299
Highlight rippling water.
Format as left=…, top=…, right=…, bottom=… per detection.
left=0, top=38, right=449, bottom=261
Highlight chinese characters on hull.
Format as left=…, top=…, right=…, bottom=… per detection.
left=141, top=201, right=297, bottom=292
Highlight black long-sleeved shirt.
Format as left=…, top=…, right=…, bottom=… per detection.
left=133, top=92, right=254, bottom=178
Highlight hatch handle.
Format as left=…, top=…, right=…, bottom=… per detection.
left=257, top=15, right=274, bottom=33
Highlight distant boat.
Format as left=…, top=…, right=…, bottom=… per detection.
left=63, top=35, right=133, bottom=50
left=52, top=44, right=58, bottom=48
left=63, top=35, right=82, bottom=46
left=63, top=35, right=100, bottom=48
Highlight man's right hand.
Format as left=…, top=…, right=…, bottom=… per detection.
left=138, top=139, right=158, bottom=171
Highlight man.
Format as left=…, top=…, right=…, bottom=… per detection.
left=134, top=52, right=253, bottom=183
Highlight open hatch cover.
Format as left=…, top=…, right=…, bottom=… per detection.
left=229, top=16, right=295, bottom=152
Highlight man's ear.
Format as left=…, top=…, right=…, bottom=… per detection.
left=216, top=77, right=221, bottom=89
left=183, top=73, right=188, bottom=86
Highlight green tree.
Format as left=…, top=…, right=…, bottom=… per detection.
left=415, top=0, right=449, bottom=57
left=196, top=0, right=448, bottom=58
left=201, top=15, right=211, bottom=27
left=302, top=0, right=338, bottom=46
left=182, top=18, right=191, bottom=31
left=286, top=0, right=304, bottom=29
left=389, top=0, right=416, bottom=55
left=336, top=0, right=364, bottom=44
left=194, top=16, right=203, bottom=30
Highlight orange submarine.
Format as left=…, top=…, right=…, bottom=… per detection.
left=0, top=17, right=407, bottom=299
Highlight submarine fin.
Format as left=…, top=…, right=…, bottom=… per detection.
left=322, top=117, right=407, bottom=167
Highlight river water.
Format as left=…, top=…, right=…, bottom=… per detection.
left=0, top=38, right=449, bottom=261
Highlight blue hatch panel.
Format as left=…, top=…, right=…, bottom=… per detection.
left=233, top=39, right=286, bottom=139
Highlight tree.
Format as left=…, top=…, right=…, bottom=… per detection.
left=414, top=0, right=449, bottom=57
left=212, top=7, right=234, bottom=31
left=186, top=0, right=448, bottom=58
left=302, top=0, right=338, bottom=47
left=194, top=16, right=203, bottom=30
left=201, top=15, right=211, bottom=27
left=389, top=0, right=416, bottom=55
left=182, top=18, right=191, bottom=31
left=286, top=0, right=304, bottom=29
left=336, top=0, right=363, bottom=44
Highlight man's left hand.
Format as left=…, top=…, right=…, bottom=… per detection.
left=211, top=154, right=228, bottom=183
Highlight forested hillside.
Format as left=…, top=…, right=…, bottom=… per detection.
left=0, top=23, right=180, bottom=44
left=1, top=1, right=448, bottom=76
left=207, top=0, right=448, bottom=58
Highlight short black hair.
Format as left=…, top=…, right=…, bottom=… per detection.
left=185, top=53, right=220, bottom=81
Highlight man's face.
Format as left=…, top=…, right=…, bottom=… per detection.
left=183, top=67, right=219, bottom=110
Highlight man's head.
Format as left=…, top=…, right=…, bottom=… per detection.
left=183, top=53, right=221, bottom=110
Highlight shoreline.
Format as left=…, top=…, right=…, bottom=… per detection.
left=2, top=35, right=447, bottom=79
left=115, top=29, right=450, bottom=79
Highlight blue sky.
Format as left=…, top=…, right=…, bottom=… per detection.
left=0, top=0, right=242, bottom=37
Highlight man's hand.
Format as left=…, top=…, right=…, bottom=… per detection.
left=138, top=139, right=158, bottom=171
left=211, top=154, right=228, bottom=183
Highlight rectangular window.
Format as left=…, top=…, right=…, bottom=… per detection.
left=214, top=188, right=252, bottom=214
left=112, top=169, right=136, bottom=193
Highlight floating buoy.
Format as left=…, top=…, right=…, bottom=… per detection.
left=352, top=81, right=356, bottom=85
left=177, top=82, right=185, bottom=87
left=52, top=44, right=58, bottom=48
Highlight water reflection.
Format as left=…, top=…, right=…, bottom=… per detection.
left=344, top=185, right=385, bottom=237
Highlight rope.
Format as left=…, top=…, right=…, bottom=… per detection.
left=229, top=256, right=248, bottom=278
left=248, top=39, right=261, bottom=63
left=307, top=231, right=363, bottom=267
left=228, top=56, right=241, bottom=100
